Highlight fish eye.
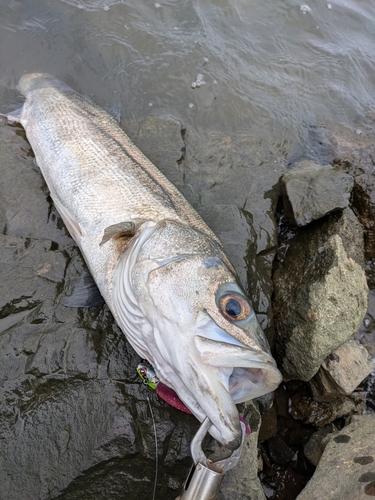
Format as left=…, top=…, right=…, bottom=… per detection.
left=218, top=293, right=251, bottom=321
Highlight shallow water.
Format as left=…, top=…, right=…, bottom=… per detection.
left=2, top=0, right=375, bottom=141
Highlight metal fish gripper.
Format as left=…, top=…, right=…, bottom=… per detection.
left=176, top=417, right=246, bottom=500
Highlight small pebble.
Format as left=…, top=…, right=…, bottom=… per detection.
left=168, top=477, right=180, bottom=490
left=154, top=2, right=161, bottom=7
left=327, top=3, right=332, bottom=9
left=188, top=103, right=194, bottom=108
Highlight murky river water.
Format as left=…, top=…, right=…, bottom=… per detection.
left=2, top=0, right=375, bottom=143
left=1, top=1, right=375, bottom=499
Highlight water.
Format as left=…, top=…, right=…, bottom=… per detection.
left=1, top=0, right=375, bottom=141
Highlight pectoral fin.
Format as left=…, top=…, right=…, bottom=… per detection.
left=63, top=272, right=105, bottom=308
left=100, top=221, right=136, bottom=246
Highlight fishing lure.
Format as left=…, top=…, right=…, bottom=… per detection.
left=137, top=362, right=192, bottom=414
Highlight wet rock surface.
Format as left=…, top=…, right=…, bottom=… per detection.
left=289, top=382, right=365, bottom=427
left=282, top=160, right=353, bottom=227
left=1, top=109, right=375, bottom=500
left=0, top=116, right=285, bottom=499
left=303, top=423, right=337, bottom=467
left=340, top=145, right=375, bottom=288
left=259, top=382, right=317, bottom=500
left=212, top=402, right=266, bottom=500
left=310, top=339, right=374, bottom=401
left=273, top=208, right=368, bottom=381
left=296, top=414, right=375, bottom=500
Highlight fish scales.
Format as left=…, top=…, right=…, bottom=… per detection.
left=23, top=84, right=213, bottom=237
left=9, top=73, right=282, bottom=449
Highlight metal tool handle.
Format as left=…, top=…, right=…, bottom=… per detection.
left=176, top=417, right=247, bottom=500
left=175, top=462, right=224, bottom=500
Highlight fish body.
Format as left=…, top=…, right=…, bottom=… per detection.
left=9, top=73, right=282, bottom=449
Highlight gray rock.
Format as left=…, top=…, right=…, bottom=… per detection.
left=0, top=118, right=194, bottom=500
left=356, top=289, right=375, bottom=358
left=282, top=160, right=354, bottom=227
left=310, top=340, right=374, bottom=401
left=297, top=415, right=375, bottom=500
left=290, top=385, right=365, bottom=427
left=274, top=208, right=368, bottom=381
left=0, top=117, right=282, bottom=499
left=258, top=403, right=278, bottom=442
left=303, top=423, right=337, bottom=466
left=342, top=145, right=375, bottom=289
left=213, top=401, right=266, bottom=500
left=267, top=434, right=296, bottom=466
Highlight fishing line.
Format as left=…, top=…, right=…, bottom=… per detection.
left=147, top=396, right=158, bottom=500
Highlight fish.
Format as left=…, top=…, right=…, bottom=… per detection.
left=6, top=73, right=282, bottom=450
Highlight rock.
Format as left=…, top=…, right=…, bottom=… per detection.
left=282, top=160, right=354, bottom=227
left=267, top=434, right=296, bottom=466
left=0, top=118, right=194, bottom=500
left=126, top=119, right=287, bottom=342
left=290, top=384, right=365, bottom=427
left=309, top=340, right=374, bottom=401
left=211, top=401, right=266, bottom=500
left=273, top=208, right=368, bottom=381
left=341, top=146, right=375, bottom=288
left=258, top=404, right=278, bottom=442
left=0, top=118, right=281, bottom=499
left=296, top=414, right=375, bottom=500
left=303, top=424, right=336, bottom=466
left=356, top=290, right=375, bottom=355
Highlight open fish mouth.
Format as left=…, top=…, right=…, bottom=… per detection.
left=228, top=363, right=280, bottom=402
left=195, top=334, right=282, bottom=403
left=193, top=312, right=282, bottom=405
left=184, top=334, right=282, bottom=448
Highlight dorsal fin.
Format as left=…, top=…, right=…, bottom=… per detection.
left=100, top=221, right=136, bottom=246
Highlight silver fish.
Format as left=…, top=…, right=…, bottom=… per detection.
left=8, top=73, right=282, bottom=450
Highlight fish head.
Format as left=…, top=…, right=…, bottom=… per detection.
left=115, top=221, right=282, bottom=449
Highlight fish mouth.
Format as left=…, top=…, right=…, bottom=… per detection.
left=227, top=363, right=280, bottom=402
left=194, top=334, right=282, bottom=403
left=194, top=314, right=282, bottom=401
left=183, top=328, right=282, bottom=449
